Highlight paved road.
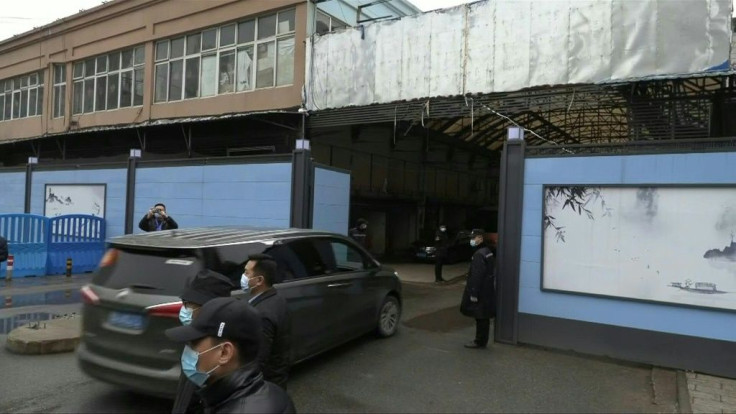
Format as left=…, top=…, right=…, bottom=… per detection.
left=0, top=283, right=677, bottom=413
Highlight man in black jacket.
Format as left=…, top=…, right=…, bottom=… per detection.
left=172, top=270, right=235, bottom=414
left=165, top=297, right=295, bottom=414
left=241, top=254, right=291, bottom=390
left=139, top=203, right=179, bottom=232
left=460, top=229, right=496, bottom=349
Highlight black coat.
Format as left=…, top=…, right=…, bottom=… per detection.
left=197, top=364, right=295, bottom=414
left=138, top=215, right=179, bottom=232
left=434, top=230, right=449, bottom=257
left=460, top=243, right=496, bottom=319
left=172, top=373, right=202, bottom=414
left=251, top=288, right=291, bottom=390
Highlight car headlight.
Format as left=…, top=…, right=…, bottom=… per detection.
left=425, top=247, right=437, bottom=253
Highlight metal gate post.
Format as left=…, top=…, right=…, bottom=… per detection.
left=24, top=157, right=38, bottom=213
left=290, top=140, right=314, bottom=229
left=494, top=127, right=526, bottom=345
left=124, top=149, right=141, bottom=234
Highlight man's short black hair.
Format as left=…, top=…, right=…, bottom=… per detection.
left=247, top=253, right=278, bottom=287
left=154, top=203, right=166, bottom=209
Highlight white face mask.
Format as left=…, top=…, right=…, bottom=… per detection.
left=240, top=273, right=250, bottom=293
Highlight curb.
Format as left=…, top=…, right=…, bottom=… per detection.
left=5, top=314, right=81, bottom=355
left=676, top=371, right=693, bottom=414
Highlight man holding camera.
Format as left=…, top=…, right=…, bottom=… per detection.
left=139, top=202, right=179, bottom=232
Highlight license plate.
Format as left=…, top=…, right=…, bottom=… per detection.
left=107, top=311, right=144, bottom=330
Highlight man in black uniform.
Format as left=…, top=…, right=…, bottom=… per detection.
left=460, top=229, right=496, bottom=349
left=434, top=224, right=449, bottom=283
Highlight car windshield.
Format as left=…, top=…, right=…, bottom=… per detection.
left=92, top=247, right=203, bottom=295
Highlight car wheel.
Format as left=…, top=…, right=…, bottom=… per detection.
left=376, top=295, right=401, bottom=338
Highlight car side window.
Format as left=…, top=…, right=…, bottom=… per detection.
left=326, top=239, right=370, bottom=272
left=272, top=239, right=328, bottom=280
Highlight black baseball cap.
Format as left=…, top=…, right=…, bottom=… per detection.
left=165, top=297, right=262, bottom=358
left=470, top=229, right=485, bottom=237
left=180, top=269, right=235, bottom=306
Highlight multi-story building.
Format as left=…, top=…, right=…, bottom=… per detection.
left=0, top=0, right=419, bottom=166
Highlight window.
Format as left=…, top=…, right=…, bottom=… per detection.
left=72, top=45, right=145, bottom=115
left=52, top=65, right=66, bottom=118
left=328, top=240, right=369, bottom=272
left=153, top=8, right=295, bottom=103
left=315, top=10, right=348, bottom=35
left=0, top=71, right=44, bottom=122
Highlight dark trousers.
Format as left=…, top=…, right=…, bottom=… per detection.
left=434, top=254, right=446, bottom=281
left=475, top=318, right=491, bottom=346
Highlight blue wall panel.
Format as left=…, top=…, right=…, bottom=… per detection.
left=32, top=169, right=127, bottom=238
left=134, top=163, right=292, bottom=233
left=312, top=167, right=350, bottom=235
left=0, top=172, right=29, bottom=214
left=521, top=151, right=736, bottom=342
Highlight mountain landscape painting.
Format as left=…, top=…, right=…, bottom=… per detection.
left=542, top=185, right=736, bottom=311
left=44, top=184, right=106, bottom=218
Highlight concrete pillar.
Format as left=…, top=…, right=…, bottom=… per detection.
left=290, top=139, right=314, bottom=229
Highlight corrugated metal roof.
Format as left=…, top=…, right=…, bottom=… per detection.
left=108, top=226, right=338, bottom=249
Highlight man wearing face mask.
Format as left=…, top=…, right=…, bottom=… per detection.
left=241, top=254, right=291, bottom=390
left=434, top=224, right=449, bottom=283
left=348, top=218, right=369, bottom=249
left=165, top=297, right=295, bottom=414
left=460, top=229, right=497, bottom=349
left=173, top=269, right=236, bottom=414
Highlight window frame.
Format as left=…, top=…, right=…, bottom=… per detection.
left=0, top=71, right=45, bottom=122
left=72, top=45, right=145, bottom=115
left=52, top=64, right=67, bottom=118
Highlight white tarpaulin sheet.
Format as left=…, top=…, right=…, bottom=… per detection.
left=307, top=0, right=732, bottom=110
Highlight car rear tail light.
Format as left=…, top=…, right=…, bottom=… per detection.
left=146, top=302, right=183, bottom=318
left=80, top=285, right=100, bottom=305
left=99, top=248, right=119, bottom=268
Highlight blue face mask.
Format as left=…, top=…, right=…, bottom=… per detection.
left=470, top=239, right=477, bottom=247
left=179, top=306, right=193, bottom=326
left=181, top=343, right=224, bottom=387
left=240, top=273, right=250, bottom=293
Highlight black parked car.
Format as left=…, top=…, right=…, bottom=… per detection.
left=413, top=230, right=473, bottom=264
left=77, top=227, right=402, bottom=398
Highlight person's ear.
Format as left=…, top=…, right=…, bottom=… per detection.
left=218, top=342, right=237, bottom=365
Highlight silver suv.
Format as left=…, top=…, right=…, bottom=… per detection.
left=77, top=227, right=402, bottom=398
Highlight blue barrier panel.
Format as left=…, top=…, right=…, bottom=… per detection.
left=46, top=215, right=106, bottom=275
left=0, top=214, right=49, bottom=278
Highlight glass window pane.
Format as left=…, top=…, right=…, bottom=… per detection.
left=238, top=20, right=255, bottom=44
left=59, top=85, right=65, bottom=117
left=186, top=34, right=201, bottom=55
left=134, top=67, right=143, bottom=106
left=85, top=58, right=96, bottom=77
left=4, top=80, right=10, bottom=92
left=54, top=65, right=63, bottom=84
left=95, top=76, right=107, bottom=111
left=171, top=37, right=185, bottom=59
left=36, top=86, right=43, bottom=115
left=255, top=41, right=275, bottom=88
left=276, top=37, right=294, bottom=86
left=120, top=70, right=132, bottom=107
left=220, top=24, right=236, bottom=47
left=29, top=73, right=38, bottom=86
left=73, top=62, right=84, bottom=79
left=13, top=92, right=20, bottom=118
left=202, top=29, right=217, bottom=50
left=218, top=51, right=235, bottom=94
left=107, top=73, right=119, bottom=109
left=0, top=95, right=4, bottom=121
left=38, top=71, right=44, bottom=84
left=73, top=81, right=83, bottom=114
left=200, top=54, right=216, bottom=97
left=155, top=41, right=169, bottom=61
left=28, top=88, right=37, bottom=116
left=134, top=46, right=145, bottom=65
left=154, top=63, right=168, bottom=103
left=20, top=90, right=28, bottom=117
left=4, top=93, right=11, bottom=119
left=21, top=76, right=29, bottom=88
left=184, top=57, right=200, bottom=99
left=122, top=49, right=134, bottom=69
left=109, top=52, right=120, bottom=71
left=236, top=46, right=254, bottom=92
left=83, top=79, right=94, bottom=112
left=316, top=11, right=330, bottom=34
left=258, top=14, right=277, bottom=39
left=53, top=87, right=60, bottom=117
left=278, top=9, right=295, bottom=34
left=168, top=59, right=183, bottom=101
left=96, top=56, right=107, bottom=74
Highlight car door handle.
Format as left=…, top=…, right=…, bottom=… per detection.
left=328, top=283, right=352, bottom=288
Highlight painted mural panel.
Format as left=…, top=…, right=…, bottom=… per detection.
left=543, top=185, right=736, bottom=311
left=44, top=184, right=106, bottom=218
